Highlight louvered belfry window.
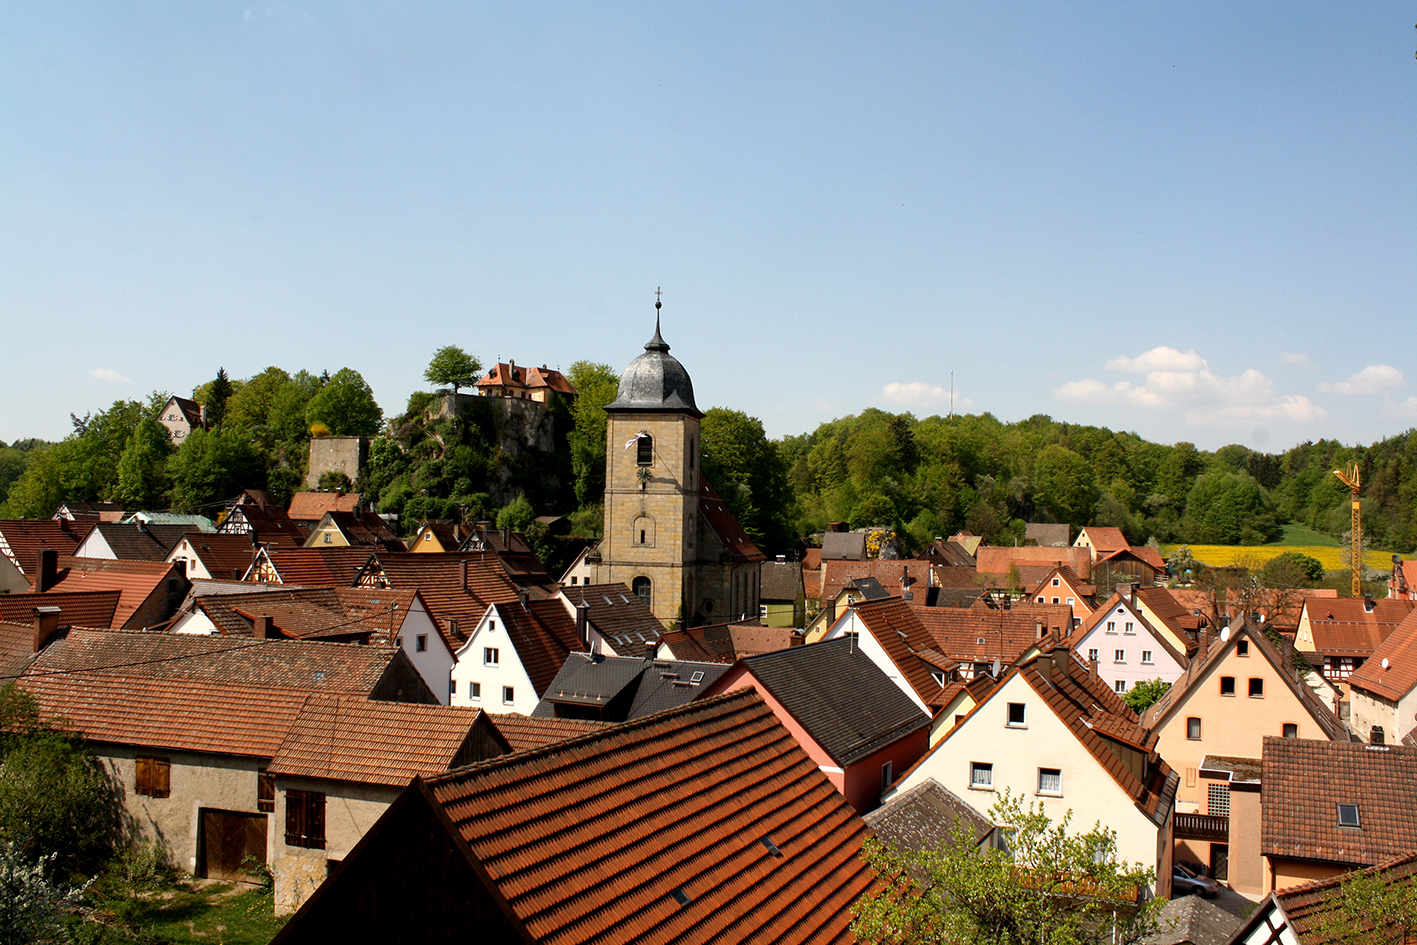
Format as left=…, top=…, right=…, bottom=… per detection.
left=286, top=789, right=327, bottom=849
left=135, top=757, right=171, bottom=798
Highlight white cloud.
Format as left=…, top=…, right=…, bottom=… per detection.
left=880, top=381, right=972, bottom=412
left=91, top=368, right=132, bottom=383
left=1383, top=396, right=1417, bottom=421
left=1319, top=364, right=1405, bottom=396
left=1055, top=346, right=1326, bottom=428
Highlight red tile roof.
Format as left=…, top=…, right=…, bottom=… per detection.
left=659, top=621, right=798, bottom=663
left=266, top=696, right=489, bottom=787
left=975, top=546, right=1092, bottom=581
left=1349, top=610, right=1417, bottom=701
left=217, top=503, right=307, bottom=548
left=286, top=491, right=362, bottom=521
left=44, top=557, right=183, bottom=628
left=190, top=586, right=423, bottom=644
left=476, top=361, right=577, bottom=396
left=698, top=475, right=765, bottom=564
left=916, top=601, right=1071, bottom=668
left=378, top=552, right=522, bottom=642
left=0, top=620, right=37, bottom=681
left=168, top=533, right=261, bottom=580
left=26, top=626, right=414, bottom=695
left=489, top=714, right=612, bottom=752
left=1077, top=526, right=1128, bottom=553
left=491, top=598, right=586, bottom=696
left=0, top=519, right=90, bottom=579
left=1302, top=598, right=1416, bottom=658
left=1026, top=565, right=1096, bottom=600
left=820, top=559, right=934, bottom=604
left=848, top=597, right=949, bottom=707
left=309, top=510, right=405, bottom=551
left=1262, top=737, right=1417, bottom=867
left=0, top=590, right=121, bottom=630
left=254, top=546, right=375, bottom=586
left=421, top=690, right=875, bottom=944
left=1133, top=586, right=1202, bottom=634
left=1257, top=851, right=1417, bottom=944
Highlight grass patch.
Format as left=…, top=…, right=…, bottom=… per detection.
left=72, top=878, right=288, bottom=945
left=1273, top=522, right=1341, bottom=547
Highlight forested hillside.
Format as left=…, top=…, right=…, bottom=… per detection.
left=2, top=361, right=1414, bottom=558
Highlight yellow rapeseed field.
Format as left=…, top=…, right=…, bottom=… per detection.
left=1158, top=545, right=1401, bottom=571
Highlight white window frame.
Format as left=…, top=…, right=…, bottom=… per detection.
left=1038, top=767, right=1062, bottom=796
left=970, top=762, right=994, bottom=790
left=484, top=647, right=499, bottom=667
left=1114, top=649, right=1125, bottom=663
left=1141, top=650, right=1153, bottom=664
left=502, top=685, right=515, bottom=705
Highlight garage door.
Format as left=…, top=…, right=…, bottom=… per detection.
left=200, top=809, right=268, bottom=882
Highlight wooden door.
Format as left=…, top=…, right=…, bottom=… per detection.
left=200, top=810, right=268, bottom=882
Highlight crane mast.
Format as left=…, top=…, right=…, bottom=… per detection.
left=1332, top=463, right=1362, bottom=597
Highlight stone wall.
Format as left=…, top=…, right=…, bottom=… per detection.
left=306, top=436, right=368, bottom=488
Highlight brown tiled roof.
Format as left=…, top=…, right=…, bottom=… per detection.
left=476, top=361, right=577, bottom=396
left=698, top=475, right=766, bottom=564
left=311, top=510, right=405, bottom=551
left=760, top=560, right=803, bottom=601
left=1102, top=545, right=1167, bottom=572
left=489, top=714, right=611, bottom=752
left=286, top=491, right=362, bottom=521
left=1302, top=598, right=1416, bottom=658
left=169, top=533, right=260, bottom=580
left=1015, top=647, right=1176, bottom=824
left=1349, top=610, right=1417, bottom=701
left=1262, top=737, right=1417, bottom=867
left=0, top=519, right=90, bottom=578
left=45, top=557, right=183, bottom=628
left=52, top=501, right=125, bottom=522
left=267, top=696, right=489, bottom=787
left=256, top=546, right=374, bottom=586
left=849, top=597, right=949, bottom=706
left=916, top=601, right=1070, bottom=668
left=1078, top=526, right=1128, bottom=553
left=419, top=690, right=875, bottom=944
left=0, top=620, right=38, bottom=681
left=915, top=539, right=978, bottom=568
left=26, top=626, right=412, bottom=694
left=976, top=546, right=1092, bottom=581
left=0, top=590, right=121, bottom=630
left=19, top=672, right=310, bottom=757
left=412, top=521, right=463, bottom=551
left=1142, top=622, right=1345, bottom=742
left=217, top=503, right=307, bottom=547
left=191, top=585, right=424, bottom=644
left=1260, top=851, right=1417, bottom=944
left=821, top=559, right=934, bottom=604
left=491, top=598, right=585, bottom=696
left=83, top=522, right=190, bottom=561
left=659, top=621, right=797, bottom=663
left=562, top=583, right=664, bottom=649
left=1026, top=565, right=1096, bottom=600
left=456, top=525, right=553, bottom=587
left=379, top=552, right=521, bottom=641
left=1134, top=586, right=1202, bottom=634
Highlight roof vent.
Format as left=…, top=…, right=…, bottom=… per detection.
left=670, top=888, right=692, bottom=907
left=760, top=836, right=784, bottom=857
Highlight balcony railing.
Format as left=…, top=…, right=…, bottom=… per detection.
left=1174, top=812, right=1228, bottom=841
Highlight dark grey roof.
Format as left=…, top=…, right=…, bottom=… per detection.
left=740, top=637, right=930, bottom=767
left=534, top=653, right=648, bottom=714
left=1141, top=895, right=1242, bottom=945
left=605, top=318, right=699, bottom=415
left=849, top=577, right=890, bottom=601
left=865, top=778, right=993, bottom=854
left=759, top=560, right=803, bottom=602
left=628, top=659, right=730, bottom=717
left=820, top=532, right=867, bottom=561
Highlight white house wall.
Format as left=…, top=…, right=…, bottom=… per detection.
left=170, top=611, right=219, bottom=635
left=893, top=672, right=1160, bottom=870
left=391, top=599, right=453, bottom=705
left=450, top=607, right=539, bottom=714
left=73, top=530, right=117, bottom=560
left=1075, top=602, right=1187, bottom=694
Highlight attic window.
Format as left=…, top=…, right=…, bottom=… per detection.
left=670, top=888, right=692, bottom=907
left=760, top=836, right=784, bottom=857
left=976, top=637, right=987, bottom=646
left=1237, top=640, right=1250, bottom=657
left=690, top=671, right=705, bottom=683
left=1337, top=804, right=1361, bottom=828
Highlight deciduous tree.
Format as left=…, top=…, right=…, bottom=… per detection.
left=424, top=346, right=482, bottom=395
left=305, top=368, right=383, bottom=437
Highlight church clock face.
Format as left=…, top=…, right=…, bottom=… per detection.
left=702, top=598, right=714, bottom=615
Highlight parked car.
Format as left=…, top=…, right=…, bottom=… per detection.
left=1172, top=863, right=1220, bottom=898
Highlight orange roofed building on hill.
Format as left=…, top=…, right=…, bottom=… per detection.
left=270, top=690, right=876, bottom=945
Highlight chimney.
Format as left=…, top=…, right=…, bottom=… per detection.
left=518, top=587, right=529, bottom=610
left=231, top=568, right=243, bottom=581
left=460, top=559, right=468, bottom=591
left=1364, top=596, right=1375, bottom=614
left=1051, top=647, right=1070, bottom=681
left=36, top=549, right=58, bottom=593
left=575, top=600, right=589, bottom=648
left=644, top=641, right=656, bottom=659
left=1035, top=620, right=1044, bottom=640
left=1198, top=628, right=1211, bottom=659
left=1116, top=582, right=1133, bottom=602
left=1039, top=652, right=1055, bottom=686
left=32, top=606, right=62, bottom=652
left=255, top=615, right=274, bottom=639
left=1088, top=652, right=1100, bottom=677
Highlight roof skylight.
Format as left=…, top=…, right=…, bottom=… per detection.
left=1337, top=804, right=1361, bottom=827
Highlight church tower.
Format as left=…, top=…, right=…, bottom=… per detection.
left=598, top=296, right=704, bottom=626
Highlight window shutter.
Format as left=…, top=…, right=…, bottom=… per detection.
left=135, top=757, right=151, bottom=795
left=155, top=759, right=171, bottom=798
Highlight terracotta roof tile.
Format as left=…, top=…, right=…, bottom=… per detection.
left=310, top=510, right=405, bottom=551
left=1265, top=851, right=1417, bottom=944
left=916, top=601, right=1070, bottom=668
left=1262, top=737, right=1417, bottom=866
left=255, top=546, right=375, bottom=586
left=1349, top=610, right=1417, bottom=701
left=421, top=690, right=875, bottom=944
left=698, top=475, right=766, bottom=564
left=1133, top=586, right=1202, bottom=634
left=1078, top=526, right=1128, bottom=553
left=975, top=546, right=1092, bottom=581
left=659, top=620, right=797, bottom=663
left=44, top=557, right=184, bottom=628
left=378, top=552, right=522, bottom=641
left=1302, top=598, right=1416, bottom=658
left=168, top=533, right=261, bottom=581
left=286, top=491, right=362, bottom=521
left=489, top=714, right=612, bottom=752
left=760, top=560, right=803, bottom=601
left=0, top=519, right=90, bottom=578
left=848, top=597, right=949, bottom=706
left=820, top=560, right=934, bottom=603
left=864, top=777, right=993, bottom=853
left=492, top=598, right=586, bottom=695
left=192, top=586, right=414, bottom=642
left=0, top=590, right=121, bottom=630
left=266, top=696, right=489, bottom=787
left=216, top=504, right=307, bottom=548
left=0, top=620, right=37, bottom=681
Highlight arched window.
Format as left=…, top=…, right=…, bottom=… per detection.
left=637, top=434, right=653, bottom=467
left=632, top=576, right=651, bottom=607
left=633, top=514, right=655, bottom=547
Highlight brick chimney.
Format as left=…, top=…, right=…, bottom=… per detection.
left=35, top=549, right=58, bottom=593
left=460, top=559, right=468, bottom=591
left=255, top=615, right=274, bottom=639
left=518, top=587, right=529, bottom=610
left=575, top=600, right=589, bottom=648
left=32, top=606, right=62, bottom=652
left=1198, top=628, right=1212, bottom=660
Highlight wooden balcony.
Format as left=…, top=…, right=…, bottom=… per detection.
left=1174, top=812, right=1228, bottom=842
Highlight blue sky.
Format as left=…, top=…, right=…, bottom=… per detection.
left=3, top=2, right=1413, bottom=453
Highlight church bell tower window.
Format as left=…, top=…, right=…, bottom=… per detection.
left=637, top=434, right=653, bottom=467
left=633, top=576, right=651, bottom=607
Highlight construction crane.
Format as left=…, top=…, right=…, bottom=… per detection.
left=1332, top=462, right=1362, bottom=596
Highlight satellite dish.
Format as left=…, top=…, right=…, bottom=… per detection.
left=992, top=657, right=1002, bottom=677
left=1219, top=626, right=1230, bottom=642
left=1383, top=658, right=1391, bottom=670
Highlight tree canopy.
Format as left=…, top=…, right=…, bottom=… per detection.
left=305, top=368, right=383, bottom=437
left=424, top=345, right=482, bottom=395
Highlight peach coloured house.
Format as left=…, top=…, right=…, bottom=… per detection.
left=701, top=636, right=931, bottom=813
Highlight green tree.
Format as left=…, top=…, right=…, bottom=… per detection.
left=305, top=368, right=383, bottom=437
left=700, top=408, right=794, bottom=552
left=1122, top=679, right=1170, bottom=713
left=1033, top=445, right=1099, bottom=527
left=204, top=367, right=234, bottom=430
left=1184, top=471, right=1281, bottom=545
left=1264, top=551, right=1325, bottom=586
left=167, top=428, right=266, bottom=510
left=424, top=345, right=482, bottom=395
left=496, top=494, right=535, bottom=532
left=0, top=841, right=88, bottom=945
left=0, top=449, right=66, bottom=519
left=224, top=366, right=292, bottom=435
left=852, top=790, right=1158, bottom=945
left=1313, top=865, right=1417, bottom=945
left=566, top=361, right=619, bottom=508
left=111, top=418, right=173, bottom=510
